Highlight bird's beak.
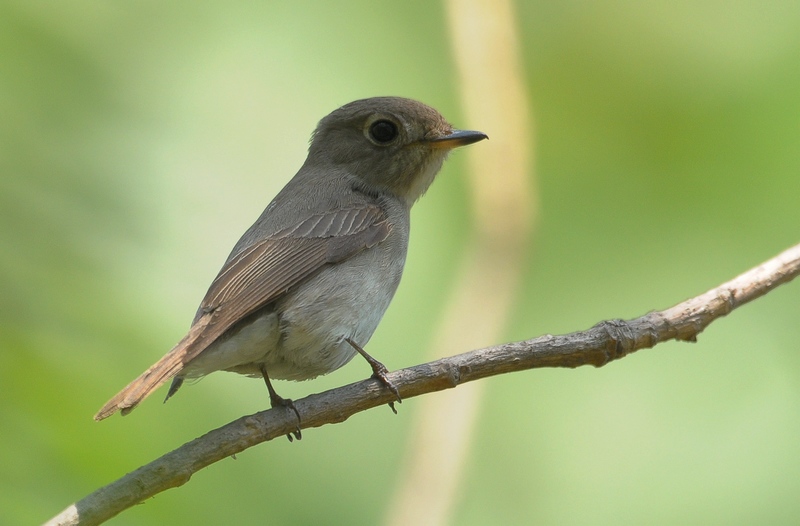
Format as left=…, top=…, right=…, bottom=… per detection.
left=427, top=129, right=488, bottom=149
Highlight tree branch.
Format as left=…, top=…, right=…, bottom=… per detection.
left=45, top=242, right=800, bottom=526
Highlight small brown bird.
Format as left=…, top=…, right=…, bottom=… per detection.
left=95, top=97, right=486, bottom=424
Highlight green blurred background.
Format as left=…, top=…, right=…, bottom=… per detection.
left=2, top=1, right=800, bottom=524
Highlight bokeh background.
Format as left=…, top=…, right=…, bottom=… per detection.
left=3, top=1, right=800, bottom=524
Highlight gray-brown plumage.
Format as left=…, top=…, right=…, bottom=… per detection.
left=95, top=97, right=486, bottom=421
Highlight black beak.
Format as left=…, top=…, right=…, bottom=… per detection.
left=428, top=129, right=488, bottom=149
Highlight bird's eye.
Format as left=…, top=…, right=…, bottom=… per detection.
left=369, top=120, right=398, bottom=144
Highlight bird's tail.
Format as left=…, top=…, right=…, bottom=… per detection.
left=94, top=319, right=210, bottom=421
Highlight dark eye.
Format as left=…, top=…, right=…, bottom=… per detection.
left=369, top=120, right=398, bottom=144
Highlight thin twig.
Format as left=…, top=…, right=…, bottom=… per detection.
left=44, top=242, right=800, bottom=526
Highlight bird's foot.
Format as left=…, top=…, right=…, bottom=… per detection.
left=345, top=337, right=402, bottom=414
left=260, top=365, right=302, bottom=441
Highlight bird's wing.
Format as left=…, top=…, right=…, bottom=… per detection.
left=191, top=205, right=390, bottom=350
left=94, top=205, right=390, bottom=420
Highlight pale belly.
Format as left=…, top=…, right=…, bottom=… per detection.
left=181, top=246, right=404, bottom=381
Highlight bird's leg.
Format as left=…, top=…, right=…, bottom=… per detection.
left=345, top=337, right=402, bottom=414
left=259, top=365, right=301, bottom=441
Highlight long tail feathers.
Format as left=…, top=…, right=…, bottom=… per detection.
left=94, top=318, right=211, bottom=421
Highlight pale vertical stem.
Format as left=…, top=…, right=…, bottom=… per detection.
left=384, top=1, right=536, bottom=525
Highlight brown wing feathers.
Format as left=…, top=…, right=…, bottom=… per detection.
left=94, top=205, right=390, bottom=420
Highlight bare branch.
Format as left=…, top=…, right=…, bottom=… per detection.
left=45, top=242, right=800, bottom=526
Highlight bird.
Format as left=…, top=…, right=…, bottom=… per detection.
left=94, top=96, right=487, bottom=428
